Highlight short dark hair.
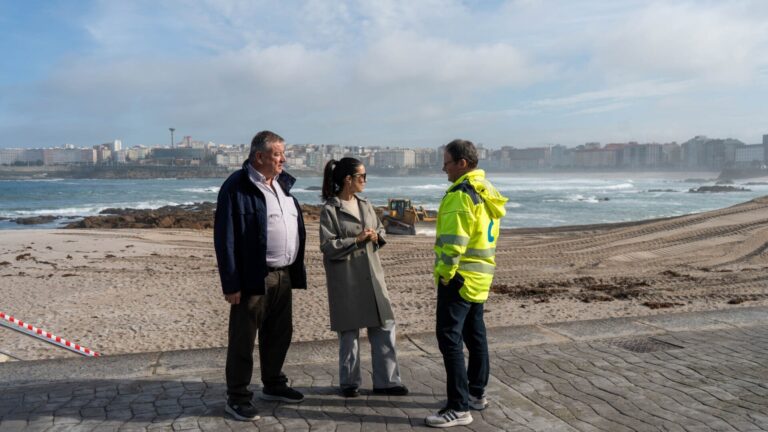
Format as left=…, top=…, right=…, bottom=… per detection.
left=249, top=130, right=284, bottom=161
left=445, top=139, right=478, bottom=169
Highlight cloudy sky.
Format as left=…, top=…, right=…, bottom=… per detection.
left=2, top=0, right=768, bottom=149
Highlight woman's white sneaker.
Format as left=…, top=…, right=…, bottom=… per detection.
left=425, top=408, right=473, bottom=428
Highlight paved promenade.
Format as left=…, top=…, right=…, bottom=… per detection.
left=1, top=307, right=766, bottom=431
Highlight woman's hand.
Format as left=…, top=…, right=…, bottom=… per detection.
left=355, top=231, right=370, bottom=245
left=355, top=228, right=377, bottom=246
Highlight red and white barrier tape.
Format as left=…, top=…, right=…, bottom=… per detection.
left=0, top=311, right=100, bottom=357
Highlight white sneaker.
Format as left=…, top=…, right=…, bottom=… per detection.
left=425, top=408, right=473, bottom=428
left=469, top=394, right=488, bottom=410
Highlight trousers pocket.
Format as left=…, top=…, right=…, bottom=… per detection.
left=447, top=272, right=465, bottom=291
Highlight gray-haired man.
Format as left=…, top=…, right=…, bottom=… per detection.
left=214, top=130, right=307, bottom=421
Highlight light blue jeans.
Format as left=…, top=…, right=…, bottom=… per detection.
left=338, top=320, right=402, bottom=390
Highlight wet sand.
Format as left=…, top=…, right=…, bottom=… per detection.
left=1, top=196, right=767, bottom=360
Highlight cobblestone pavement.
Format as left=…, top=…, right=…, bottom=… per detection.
left=1, top=308, right=767, bottom=431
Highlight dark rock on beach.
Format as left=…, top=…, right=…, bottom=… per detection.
left=64, top=202, right=326, bottom=229
left=14, top=215, right=60, bottom=225
left=688, top=185, right=751, bottom=193
left=65, top=203, right=217, bottom=229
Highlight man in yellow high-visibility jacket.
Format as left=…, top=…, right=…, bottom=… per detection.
left=425, top=139, right=508, bottom=428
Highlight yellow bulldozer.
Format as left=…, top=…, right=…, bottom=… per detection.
left=381, top=198, right=437, bottom=235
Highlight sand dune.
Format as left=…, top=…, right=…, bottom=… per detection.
left=1, top=197, right=767, bottom=361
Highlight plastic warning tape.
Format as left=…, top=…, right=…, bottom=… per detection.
left=0, top=311, right=100, bottom=357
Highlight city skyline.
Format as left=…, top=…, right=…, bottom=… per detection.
left=3, top=135, right=765, bottom=173
left=0, top=131, right=763, bottom=151
left=2, top=1, right=768, bottom=149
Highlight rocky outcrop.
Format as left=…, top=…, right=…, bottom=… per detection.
left=688, top=186, right=751, bottom=193
left=65, top=203, right=216, bottom=229
left=64, top=202, right=326, bottom=229
left=14, top=215, right=60, bottom=225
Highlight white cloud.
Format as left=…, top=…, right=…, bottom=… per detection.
left=592, top=2, right=768, bottom=83
left=357, top=31, right=549, bottom=89
left=3, top=0, right=768, bottom=148
left=534, top=80, right=695, bottom=109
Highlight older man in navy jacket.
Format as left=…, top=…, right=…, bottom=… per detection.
left=214, top=130, right=307, bottom=422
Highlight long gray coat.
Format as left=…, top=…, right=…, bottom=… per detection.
left=320, top=196, right=395, bottom=332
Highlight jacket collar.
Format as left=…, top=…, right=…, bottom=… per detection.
left=447, top=169, right=485, bottom=190
left=449, top=168, right=485, bottom=189
left=240, top=160, right=297, bottom=193
left=328, top=195, right=369, bottom=225
left=326, top=194, right=368, bottom=208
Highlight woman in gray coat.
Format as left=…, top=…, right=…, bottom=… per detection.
left=319, top=157, right=408, bottom=398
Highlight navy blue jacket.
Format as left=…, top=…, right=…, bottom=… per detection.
left=214, top=162, right=307, bottom=296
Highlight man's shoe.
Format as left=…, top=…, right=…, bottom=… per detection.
left=341, top=387, right=360, bottom=398
left=260, top=386, right=304, bottom=403
left=425, top=407, right=473, bottom=428
left=469, top=394, right=488, bottom=410
left=225, top=401, right=259, bottom=421
left=372, top=385, right=409, bottom=396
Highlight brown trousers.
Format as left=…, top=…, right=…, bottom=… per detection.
left=225, top=269, right=293, bottom=403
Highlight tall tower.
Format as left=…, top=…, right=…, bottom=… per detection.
left=763, top=134, right=767, bottom=163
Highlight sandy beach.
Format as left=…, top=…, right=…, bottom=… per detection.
left=1, top=196, right=767, bottom=361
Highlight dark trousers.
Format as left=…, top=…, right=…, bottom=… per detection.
left=435, top=281, right=489, bottom=411
left=226, top=270, right=293, bottom=403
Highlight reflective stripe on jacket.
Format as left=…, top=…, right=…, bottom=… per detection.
left=434, top=169, right=508, bottom=302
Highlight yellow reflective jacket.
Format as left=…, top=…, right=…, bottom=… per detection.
left=434, top=169, right=508, bottom=302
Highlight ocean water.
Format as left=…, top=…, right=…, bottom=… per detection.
left=1, top=172, right=767, bottom=230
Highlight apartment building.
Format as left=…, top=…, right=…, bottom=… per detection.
left=375, top=148, right=416, bottom=168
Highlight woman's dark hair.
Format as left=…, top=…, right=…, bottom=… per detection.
left=321, top=157, right=363, bottom=201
